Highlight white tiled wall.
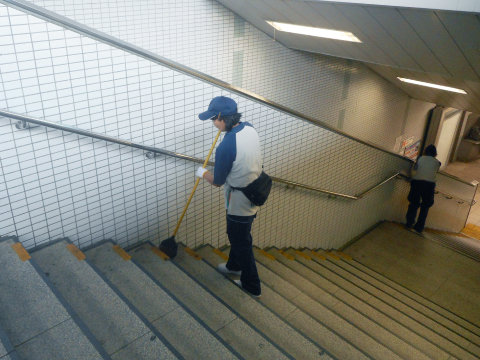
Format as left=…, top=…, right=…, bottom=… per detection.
left=24, top=0, right=434, bottom=152
left=0, top=2, right=473, bottom=251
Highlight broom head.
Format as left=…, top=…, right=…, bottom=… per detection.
left=159, top=236, right=178, bottom=258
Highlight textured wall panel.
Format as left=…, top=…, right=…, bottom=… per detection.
left=0, top=3, right=471, bottom=252
left=25, top=0, right=436, bottom=152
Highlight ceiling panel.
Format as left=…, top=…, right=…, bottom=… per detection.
left=216, top=0, right=480, bottom=114
left=399, top=8, right=479, bottom=81
left=306, top=2, right=392, bottom=64
left=435, top=11, right=480, bottom=79
left=363, top=6, right=449, bottom=75
left=334, top=3, right=420, bottom=70
left=237, top=0, right=342, bottom=57
left=261, top=0, right=354, bottom=58
left=366, top=64, right=480, bottom=113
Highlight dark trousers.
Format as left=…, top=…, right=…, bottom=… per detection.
left=225, top=214, right=261, bottom=296
left=406, top=180, right=435, bottom=232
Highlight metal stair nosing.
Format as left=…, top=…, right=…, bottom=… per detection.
left=128, top=242, right=292, bottom=360
left=0, top=236, right=111, bottom=360
left=171, top=243, right=333, bottom=360
left=328, top=248, right=480, bottom=350
left=259, top=247, right=443, bottom=360
left=294, top=248, right=480, bottom=360
left=31, top=238, right=182, bottom=360
left=84, top=240, right=242, bottom=360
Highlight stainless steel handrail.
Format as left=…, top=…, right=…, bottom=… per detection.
left=0, top=110, right=212, bottom=166
left=1, top=109, right=395, bottom=200
left=356, top=173, right=401, bottom=199
left=397, top=174, right=475, bottom=205
left=269, top=176, right=357, bottom=200
left=2, top=0, right=474, bottom=189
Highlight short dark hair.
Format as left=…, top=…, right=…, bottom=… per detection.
left=214, top=113, right=242, bottom=132
left=424, top=144, right=437, bottom=157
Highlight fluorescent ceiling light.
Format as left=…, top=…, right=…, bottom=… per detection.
left=397, top=77, right=467, bottom=94
left=266, top=21, right=362, bottom=43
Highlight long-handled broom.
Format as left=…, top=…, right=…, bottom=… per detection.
left=159, top=129, right=222, bottom=258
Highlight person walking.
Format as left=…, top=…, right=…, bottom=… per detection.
left=196, top=96, right=262, bottom=298
left=405, top=144, right=441, bottom=233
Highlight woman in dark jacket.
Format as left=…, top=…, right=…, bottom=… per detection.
left=405, top=144, right=441, bottom=233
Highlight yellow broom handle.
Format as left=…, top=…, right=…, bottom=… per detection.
left=172, top=129, right=222, bottom=236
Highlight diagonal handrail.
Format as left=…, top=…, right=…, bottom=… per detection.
left=397, top=174, right=475, bottom=205
left=2, top=0, right=473, bottom=189
left=2, top=109, right=397, bottom=200
left=1, top=110, right=474, bottom=204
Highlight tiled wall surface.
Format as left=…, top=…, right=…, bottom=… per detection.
left=25, top=0, right=435, bottom=153
left=0, top=2, right=472, bottom=251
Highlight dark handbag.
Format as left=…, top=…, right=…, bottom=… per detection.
left=231, top=171, right=272, bottom=206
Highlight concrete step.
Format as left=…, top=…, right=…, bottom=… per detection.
left=309, top=248, right=480, bottom=359
left=227, top=245, right=393, bottom=360
left=256, top=247, right=438, bottom=360
left=357, top=222, right=480, bottom=341
left=31, top=239, right=180, bottom=360
left=172, top=243, right=332, bottom=360
left=128, top=242, right=290, bottom=360
left=278, top=247, right=477, bottom=360
left=85, top=241, right=239, bottom=360
left=0, top=318, right=19, bottom=360
left=329, top=248, right=480, bottom=354
left=0, top=237, right=109, bottom=360
left=332, top=248, right=480, bottom=348
left=198, top=245, right=355, bottom=359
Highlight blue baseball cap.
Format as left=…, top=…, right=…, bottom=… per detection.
left=198, top=96, right=238, bottom=120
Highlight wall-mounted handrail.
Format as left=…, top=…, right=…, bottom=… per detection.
left=269, top=176, right=357, bottom=200
left=0, top=110, right=212, bottom=166
left=356, top=173, right=401, bottom=199
left=397, top=174, right=475, bottom=205
left=1, top=109, right=398, bottom=201
left=2, top=0, right=474, bottom=189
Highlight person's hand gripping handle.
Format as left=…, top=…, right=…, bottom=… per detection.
left=171, top=129, right=222, bottom=237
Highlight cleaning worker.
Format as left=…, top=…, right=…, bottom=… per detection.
left=405, top=144, right=441, bottom=233
left=196, top=96, right=262, bottom=298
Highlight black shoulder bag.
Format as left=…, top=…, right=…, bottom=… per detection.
left=230, top=171, right=272, bottom=206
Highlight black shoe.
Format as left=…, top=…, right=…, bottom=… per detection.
left=405, top=223, right=413, bottom=229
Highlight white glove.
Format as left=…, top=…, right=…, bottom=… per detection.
left=196, top=167, right=209, bottom=179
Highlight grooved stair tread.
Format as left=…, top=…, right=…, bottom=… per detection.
left=304, top=249, right=479, bottom=360
left=349, top=222, right=480, bottom=337
left=31, top=240, right=177, bottom=359
left=247, top=248, right=378, bottom=360
left=129, top=243, right=287, bottom=360
left=261, top=248, right=434, bottom=360
left=85, top=242, right=237, bottom=360
left=337, top=248, right=480, bottom=344
left=178, top=244, right=330, bottom=360
left=328, top=249, right=480, bottom=355
left=0, top=238, right=105, bottom=360
left=288, top=248, right=478, bottom=360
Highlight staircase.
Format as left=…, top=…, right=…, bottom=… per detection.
left=1, top=222, right=480, bottom=360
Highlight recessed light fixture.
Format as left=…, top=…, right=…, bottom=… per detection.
left=266, top=21, right=362, bottom=43
left=397, top=77, right=467, bottom=94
